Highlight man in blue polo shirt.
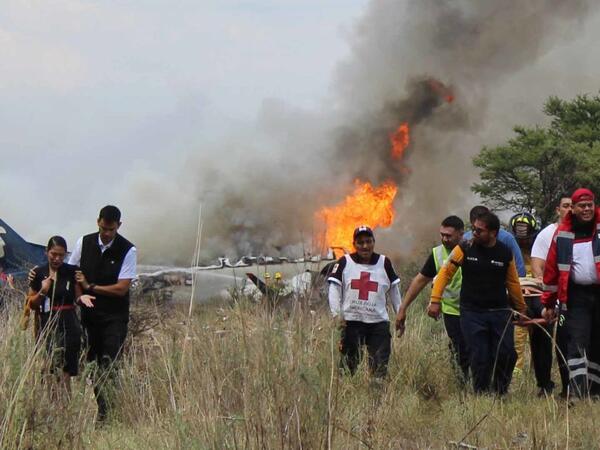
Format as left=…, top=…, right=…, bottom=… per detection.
left=463, top=205, right=526, bottom=277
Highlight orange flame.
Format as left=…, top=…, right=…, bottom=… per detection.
left=317, top=180, right=398, bottom=254
left=390, top=122, right=410, bottom=160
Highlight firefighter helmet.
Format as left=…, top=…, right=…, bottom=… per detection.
left=510, top=212, right=539, bottom=239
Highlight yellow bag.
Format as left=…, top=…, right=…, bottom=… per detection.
left=20, top=295, right=40, bottom=338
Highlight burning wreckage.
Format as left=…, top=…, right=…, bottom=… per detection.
left=0, top=76, right=537, bottom=307
left=0, top=216, right=334, bottom=306
left=134, top=252, right=338, bottom=305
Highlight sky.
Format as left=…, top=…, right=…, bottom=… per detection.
left=2, top=0, right=600, bottom=264
left=0, top=0, right=368, bottom=253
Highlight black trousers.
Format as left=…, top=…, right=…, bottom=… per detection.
left=340, top=321, right=391, bottom=378
left=460, top=308, right=516, bottom=395
left=555, top=309, right=570, bottom=394
left=564, top=283, right=600, bottom=398
left=443, top=313, right=470, bottom=382
left=82, top=316, right=128, bottom=418
left=526, top=296, right=555, bottom=391
left=84, top=317, right=128, bottom=366
left=39, top=310, right=82, bottom=376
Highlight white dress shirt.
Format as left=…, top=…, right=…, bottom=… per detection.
left=68, top=235, right=137, bottom=279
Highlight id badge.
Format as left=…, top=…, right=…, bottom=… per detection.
left=42, top=296, right=50, bottom=313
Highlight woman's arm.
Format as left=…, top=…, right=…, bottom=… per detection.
left=26, top=287, right=43, bottom=309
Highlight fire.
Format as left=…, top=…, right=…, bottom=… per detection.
left=317, top=179, right=398, bottom=254
left=390, top=122, right=410, bottom=160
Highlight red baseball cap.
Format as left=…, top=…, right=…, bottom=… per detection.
left=571, top=188, right=595, bottom=204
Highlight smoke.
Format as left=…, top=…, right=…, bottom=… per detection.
left=123, top=99, right=337, bottom=264
left=128, top=0, right=596, bottom=264
left=325, top=0, right=595, bottom=258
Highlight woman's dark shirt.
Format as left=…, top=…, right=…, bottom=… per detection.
left=30, top=263, right=79, bottom=312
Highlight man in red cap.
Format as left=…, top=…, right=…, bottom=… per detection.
left=328, top=225, right=402, bottom=379
left=542, top=188, right=600, bottom=398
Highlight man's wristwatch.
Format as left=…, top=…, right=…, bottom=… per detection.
left=88, top=283, right=96, bottom=293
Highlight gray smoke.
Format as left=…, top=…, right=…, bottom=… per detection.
left=326, top=0, right=594, bottom=259
left=127, top=0, right=596, bottom=264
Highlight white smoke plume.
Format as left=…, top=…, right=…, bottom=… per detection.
left=123, top=0, right=597, bottom=264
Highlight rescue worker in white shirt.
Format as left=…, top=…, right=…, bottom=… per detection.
left=531, top=194, right=572, bottom=278
left=530, top=194, right=572, bottom=397
left=69, top=205, right=137, bottom=422
left=395, top=215, right=469, bottom=382
left=328, top=226, right=402, bottom=378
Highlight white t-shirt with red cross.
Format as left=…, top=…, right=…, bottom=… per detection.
left=328, top=253, right=400, bottom=323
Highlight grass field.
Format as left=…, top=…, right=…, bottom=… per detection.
left=0, top=282, right=598, bottom=450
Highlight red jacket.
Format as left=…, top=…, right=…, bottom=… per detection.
left=541, top=208, right=600, bottom=306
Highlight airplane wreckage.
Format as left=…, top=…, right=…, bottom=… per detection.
left=0, top=218, right=543, bottom=308
left=135, top=253, right=337, bottom=304
left=0, top=218, right=337, bottom=304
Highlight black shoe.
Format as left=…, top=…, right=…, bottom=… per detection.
left=559, top=390, right=568, bottom=399
left=95, top=405, right=108, bottom=427
left=537, top=388, right=552, bottom=397
left=95, top=413, right=107, bottom=430
left=537, top=382, right=555, bottom=397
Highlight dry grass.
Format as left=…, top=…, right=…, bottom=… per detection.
left=0, top=283, right=599, bottom=449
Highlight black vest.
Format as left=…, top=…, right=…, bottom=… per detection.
left=459, top=240, right=513, bottom=311
left=80, top=232, right=133, bottom=320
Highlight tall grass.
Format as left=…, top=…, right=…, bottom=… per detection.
left=0, top=285, right=598, bottom=449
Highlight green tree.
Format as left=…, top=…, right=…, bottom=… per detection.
left=472, top=94, right=600, bottom=225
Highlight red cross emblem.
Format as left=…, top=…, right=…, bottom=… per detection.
left=350, top=271, right=379, bottom=301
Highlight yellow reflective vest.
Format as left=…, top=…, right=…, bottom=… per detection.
left=432, top=244, right=462, bottom=316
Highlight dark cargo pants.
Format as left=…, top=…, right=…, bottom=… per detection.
left=340, top=320, right=391, bottom=378
left=460, top=308, right=516, bottom=395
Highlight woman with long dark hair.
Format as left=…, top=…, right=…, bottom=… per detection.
left=26, top=236, right=94, bottom=395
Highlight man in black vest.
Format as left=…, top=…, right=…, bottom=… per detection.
left=69, top=205, right=137, bottom=421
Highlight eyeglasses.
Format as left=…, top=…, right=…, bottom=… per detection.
left=472, top=226, right=488, bottom=235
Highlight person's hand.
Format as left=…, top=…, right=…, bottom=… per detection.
left=334, top=316, right=346, bottom=330
left=512, top=311, right=529, bottom=327
left=427, top=302, right=441, bottom=320
left=27, top=267, right=37, bottom=283
left=542, top=307, right=556, bottom=323
left=39, top=275, right=53, bottom=296
left=522, top=286, right=543, bottom=296
left=75, top=270, right=90, bottom=290
left=78, top=294, right=95, bottom=308
left=395, top=308, right=406, bottom=337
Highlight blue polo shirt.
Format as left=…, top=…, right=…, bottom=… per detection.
left=463, top=228, right=526, bottom=277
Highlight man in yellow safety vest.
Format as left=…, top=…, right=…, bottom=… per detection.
left=395, top=215, right=469, bottom=381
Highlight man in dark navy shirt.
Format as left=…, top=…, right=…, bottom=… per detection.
left=431, top=212, right=527, bottom=395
